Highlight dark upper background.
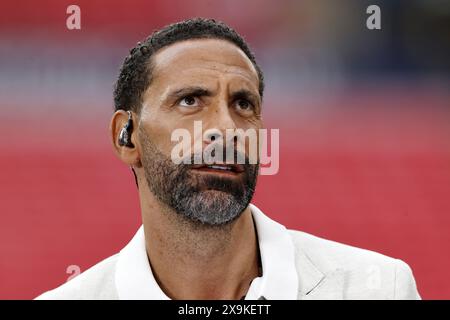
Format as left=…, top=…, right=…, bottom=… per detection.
left=0, top=0, right=449, bottom=299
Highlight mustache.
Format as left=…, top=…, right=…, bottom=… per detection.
left=179, top=145, right=258, bottom=166
left=177, top=150, right=259, bottom=197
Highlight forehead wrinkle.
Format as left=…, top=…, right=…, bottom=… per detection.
left=197, top=61, right=258, bottom=85
left=187, top=53, right=257, bottom=76
left=149, top=65, right=258, bottom=102
left=153, top=58, right=257, bottom=87
left=178, top=64, right=258, bottom=88
left=151, top=39, right=259, bottom=85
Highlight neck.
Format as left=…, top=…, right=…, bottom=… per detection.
left=140, top=191, right=260, bottom=300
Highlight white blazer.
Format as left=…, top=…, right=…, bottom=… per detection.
left=36, top=204, right=420, bottom=300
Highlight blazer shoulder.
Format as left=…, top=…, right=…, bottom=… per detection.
left=288, top=229, right=398, bottom=269
left=35, top=254, right=119, bottom=300
left=288, top=230, right=421, bottom=299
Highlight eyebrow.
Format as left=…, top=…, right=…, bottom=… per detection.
left=230, top=89, right=260, bottom=105
left=164, top=86, right=261, bottom=107
left=166, top=86, right=213, bottom=101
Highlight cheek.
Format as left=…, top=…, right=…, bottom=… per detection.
left=141, top=114, right=204, bottom=161
left=232, top=113, right=262, bottom=129
left=232, top=120, right=263, bottom=162
left=140, top=112, right=180, bottom=156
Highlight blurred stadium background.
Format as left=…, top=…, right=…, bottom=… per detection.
left=0, top=0, right=449, bottom=299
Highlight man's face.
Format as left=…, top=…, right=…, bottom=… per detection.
left=137, top=38, right=262, bottom=225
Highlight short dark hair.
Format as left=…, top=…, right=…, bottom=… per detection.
left=113, top=18, right=264, bottom=113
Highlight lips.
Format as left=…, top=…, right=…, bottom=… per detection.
left=191, top=163, right=245, bottom=174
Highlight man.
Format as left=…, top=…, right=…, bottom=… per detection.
left=36, top=18, right=420, bottom=300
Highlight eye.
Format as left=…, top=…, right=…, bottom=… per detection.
left=235, top=99, right=254, bottom=111
left=179, top=95, right=199, bottom=107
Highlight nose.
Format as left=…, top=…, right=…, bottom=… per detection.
left=203, top=100, right=238, bottom=145
left=204, top=128, right=223, bottom=143
left=203, top=127, right=240, bottom=168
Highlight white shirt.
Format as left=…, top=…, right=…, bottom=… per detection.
left=115, top=204, right=298, bottom=300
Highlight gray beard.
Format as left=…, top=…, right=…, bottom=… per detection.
left=139, top=128, right=258, bottom=226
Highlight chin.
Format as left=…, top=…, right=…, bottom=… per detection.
left=182, top=191, right=246, bottom=225
left=196, top=189, right=235, bottom=204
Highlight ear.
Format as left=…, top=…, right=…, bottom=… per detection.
left=110, top=110, right=141, bottom=167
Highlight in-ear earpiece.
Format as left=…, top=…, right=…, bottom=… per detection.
left=118, top=111, right=135, bottom=148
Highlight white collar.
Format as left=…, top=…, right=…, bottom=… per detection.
left=115, top=204, right=298, bottom=300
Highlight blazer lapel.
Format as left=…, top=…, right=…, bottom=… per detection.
left=295, top=246, right=345, bottom=300
left=301, top=269, right=345, bottom=300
